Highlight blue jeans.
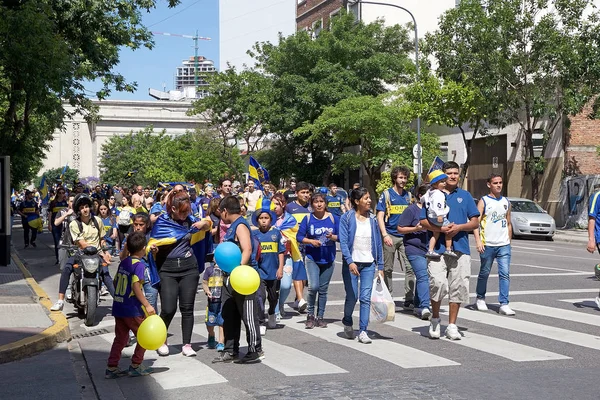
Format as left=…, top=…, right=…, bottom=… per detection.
left=275, top=256, right=293, bottom=315
left=144, top=266, right=159, bottom=311
left=342, top=262, right=376, bottom=332
left=305, top=258, right=335, bottom=318
left=476, top=244, right=511, bottom=305
left=407, top=254, right=430, bottom=309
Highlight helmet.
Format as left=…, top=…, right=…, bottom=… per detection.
left=73, top=193, right=93, bottom=213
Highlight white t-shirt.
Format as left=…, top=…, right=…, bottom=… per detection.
left=422, top=188, right=449, bottom=220
left=243, top=189, right=263, bottom=212
left=352, top=216, right=374, bottom=263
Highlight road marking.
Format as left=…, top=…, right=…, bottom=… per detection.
left=511, top=245, right=554, bottom=251
left=193, top=324, right=347, bottom=377
left=509, top=302, right=600, bottom=326
left=385, top=313, right=569, bottom=362
left=284, top=315, right=459, bottom=368
left=99, top=333, right=227, bottom=389
left=82, top=310, right=206, bottom=331
left=510, top=250, right=597, bottom=261
left=446, top=307, right=600, bottom=351
left=512, top=263, right=589, bottom=273
left=558, top=298, right=599, bottom=308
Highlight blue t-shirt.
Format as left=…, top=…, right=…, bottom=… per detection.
left=199, top=197, right=211, bottom=217
left=297, top=213, right=339, bottom=265
left=19, top=200, right=38, bottom=218
left=376, top=188, right=412, bottom=237
left=150, top=202, right=166, bottom=216
left=253, top=227, right=284, bottom=280
left=419, top=188, right=479, bottom=254
left=398, top=204, right=428, bottom=256
left=589, top=191, right=600, bottom=244
left=112, top=257, right=146, bottom=318
left=326, top=195, right=343, bottom=217
left=203, top=264, right=223, bottom=303
left=224, top=216, right=258, bottom=269
left=100, top=216, right=116, bottom=243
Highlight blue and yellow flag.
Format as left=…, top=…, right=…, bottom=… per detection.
left=248, top=156, right=269, bottom=191
left=428, top=156, right=445, bottom=174
left=39, top=176, right=49, bottom=205
left=146, top=214, right=213, bottom=287
left=59, top=163, right=68, bottom=182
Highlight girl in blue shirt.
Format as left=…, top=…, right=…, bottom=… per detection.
left=297, top=193, right=339, bottom=329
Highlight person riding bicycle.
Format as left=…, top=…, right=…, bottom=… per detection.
left=51, top=194, right=115, bottom=311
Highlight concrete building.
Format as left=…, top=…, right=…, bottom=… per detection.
left=219, top=0, right=296, bottom=71
left=174, top=56, right=216, bottom=98
left=43, top=100, right=209, bottom=178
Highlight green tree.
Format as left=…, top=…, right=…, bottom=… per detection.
left=99, top=127, right=244, bottom=187
left=248, top=11, right=413, bottom=184
left=0, top=0, right=180, bottom=187
left=296, top=95, right=439, bottom=198
left=399, top=74, right=486, bottom=184
left=426, top=0, right=600, bottom=200
left=189, top=68, right=274, bottom=154
left=34, top=167, right=79, bottom=189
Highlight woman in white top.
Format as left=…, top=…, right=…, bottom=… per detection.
left=338, top=188, right=385, bottom=344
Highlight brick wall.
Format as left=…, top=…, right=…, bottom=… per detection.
left=565, top=99, right=600, bottom=175
left=296, top=0, right=345, bottom=31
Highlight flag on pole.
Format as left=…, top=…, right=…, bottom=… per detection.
left=248, top=156, right=270, bottom=190
left=39, top=176, right=49, bottom=205
left=428, top=156, right=446, bottom=174
left=59, top=163, right=68, bottom=182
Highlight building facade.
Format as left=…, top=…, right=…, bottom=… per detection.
left=43, top=100, right=209, bottom=179
left=174, top=56, right=216, bottom=99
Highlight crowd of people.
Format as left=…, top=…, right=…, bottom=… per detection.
left=12, top=162, right=523, bottom=377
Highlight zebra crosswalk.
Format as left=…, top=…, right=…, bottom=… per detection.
left=89, top=298, right=600, bottom=392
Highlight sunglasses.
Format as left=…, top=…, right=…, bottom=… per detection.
left=110, top=197, right=115, bottom=200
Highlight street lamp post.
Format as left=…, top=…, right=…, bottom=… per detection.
left=349, top=0, right=421, bottom=184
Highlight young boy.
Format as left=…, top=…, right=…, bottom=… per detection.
left=422, top=170, right=457, bottom=259
left=202, top=261, right=225, bottom=352
left=252, top=200, right=285, bottom=333
left=106, top=231, right=156, bottom=378
left=212, top=196, right=263, bottom=364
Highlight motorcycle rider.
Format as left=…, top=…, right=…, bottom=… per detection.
left=51, top=194, right=115, bottom=311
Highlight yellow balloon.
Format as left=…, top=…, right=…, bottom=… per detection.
left=230, top=265, right=260, bottom=295
left=137, top=315, right=167, bottom=350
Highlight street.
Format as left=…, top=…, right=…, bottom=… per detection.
left=3, top=228, right=600, bottom=400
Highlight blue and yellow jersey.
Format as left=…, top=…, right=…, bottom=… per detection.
left=253, top=227, right=284, bottom=280
left=112, top=257, right=146, bottom=318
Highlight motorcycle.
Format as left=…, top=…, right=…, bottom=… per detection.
left=60, top=244, right=111, bottom=326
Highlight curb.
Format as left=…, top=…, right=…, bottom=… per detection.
left=552, top=232, right=588, bottom=245
left=0, top=251, right=71, bottom=364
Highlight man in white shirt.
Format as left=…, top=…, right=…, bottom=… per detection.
left=243, top=180, right=263, bottom=216
left=473, top=173, right=515, bottom=316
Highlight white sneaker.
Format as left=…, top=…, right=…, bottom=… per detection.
left=445, top=323, right=461, bottom=340
left=429, top=317, right=441, bottom=339
left=343, top=325, right=355, bottom=339
left=595, top=297, right=600, bottom=309
left=259, top=325, right=267, bottom=336
left=475, top=299, right=488, bottom=311
left=157, top=343, right=169, bottom=356
left=181, top=344, right=196, bottom=357
left=267, top=314, right=277, bottom=329
left=100, top=286, right=109, bottom=296
left=499, top=304, right=516, bottom=316
left=357, top=331, right=372, bottom=344
left=420, top=308, right=432, bottom=321
left=50, top=300, right=64, bottom=311
left=297, top=298, right=307, bottom=313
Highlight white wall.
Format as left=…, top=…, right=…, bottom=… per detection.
left=219, top=0, right=296, bottom=71
left=43, top=100, right=208, bottom=178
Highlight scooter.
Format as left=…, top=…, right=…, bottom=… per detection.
left=60, top=244, right=110, bottom=326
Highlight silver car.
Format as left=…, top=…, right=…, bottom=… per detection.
left=507, top=197, right=556, bottom=239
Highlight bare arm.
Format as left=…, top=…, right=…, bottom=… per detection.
left=474, top=199, right=485, bottom=253
left=588, top=216, right=596, bottom=253
left=132, top=281, right=155, bottom=315
left=376, top=210, right=392, bottom=247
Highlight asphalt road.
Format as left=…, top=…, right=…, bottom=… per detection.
left=5, top=229, right=600, bottom=400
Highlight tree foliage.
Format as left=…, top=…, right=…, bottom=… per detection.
left=99, top=127, right=243, bottom=187
left=0, top=0, right=181, bottom=187
left=247, top=11, right=414, bottom=184
left=296, top=95, right=439, bottom=197
left=34, top=166, right=79, bottom=189
left=426, top=0, right=600, bottom=200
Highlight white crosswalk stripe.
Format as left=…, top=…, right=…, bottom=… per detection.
left=509, top=302, right=600, bottom=326
left=192, top=324, right=348, bottom=376
left=385, top=313, right=570, bottom=362
left=284, top=315, right=460, bottom=368
left=445, top=307, right=600, bottom=351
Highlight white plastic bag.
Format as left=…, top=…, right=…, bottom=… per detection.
left=370, top=275, right=395, bottom=323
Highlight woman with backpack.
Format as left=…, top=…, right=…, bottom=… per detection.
left=116, top=195, right=135, bottom=248
left=296, top=193, right=339, bottom=329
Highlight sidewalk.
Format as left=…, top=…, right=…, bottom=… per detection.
left=553, top=228, right=589, bottom=245
left=0, top=246, right=70, bottom=364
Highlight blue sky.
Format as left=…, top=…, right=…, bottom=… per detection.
left=85, top=0, right=220, bottom=101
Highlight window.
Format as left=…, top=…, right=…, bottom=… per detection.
left=311, top=18, right=323, bottom=38
left=440, top=142, right=449, bottom=161
left=329, top=8, right=341, bottom=28
left=348, top=1, right=360, bottom=21
left=532, top=129, right=545, bottom=158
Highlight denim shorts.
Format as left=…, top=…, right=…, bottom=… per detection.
left=205, top=301, right=223, bottom=326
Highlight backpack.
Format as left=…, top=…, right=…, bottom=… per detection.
left=383, top=189, right=413, bottom=223
left=117, top=208, right=132, bottom=226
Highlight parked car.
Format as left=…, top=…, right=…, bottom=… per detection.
left=507, top=197, right=556, bottom=239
